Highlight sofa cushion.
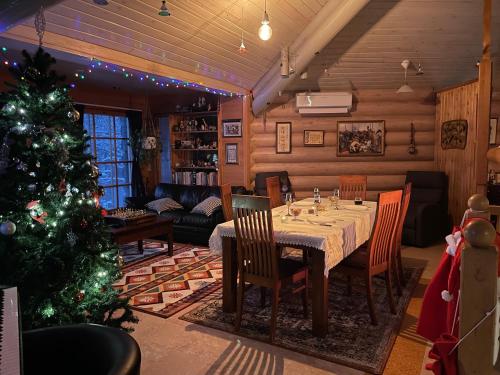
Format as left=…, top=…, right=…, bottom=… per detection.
left=181, top=213, right=217, bottom=227
left=191, top=196, right=222, bottom=217
left=145, top=197, right=183, bottom=213
left=159, top=210, right=188, bottom=224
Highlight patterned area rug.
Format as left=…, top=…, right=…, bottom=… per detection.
left=120, top=240, right=172, bottom=265
left=180, top=266, right=424, bottom=375
left=114, top=242, right=222, bottom=318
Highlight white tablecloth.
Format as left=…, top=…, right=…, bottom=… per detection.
left=209, top=199, right=377, bottom=275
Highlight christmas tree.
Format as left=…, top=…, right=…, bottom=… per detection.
left=0, top=48, right=137, bottom=330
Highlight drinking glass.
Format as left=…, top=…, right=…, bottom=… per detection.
left=291, top=207, right=302, bottom=221
left=332, top=189, right=340, bottom=210
left=285, top=193, right=293, bottom=216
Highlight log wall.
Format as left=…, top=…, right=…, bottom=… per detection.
left=435, top=81, right=479, bottom=225
left=250, top=89, right=436, bottom=201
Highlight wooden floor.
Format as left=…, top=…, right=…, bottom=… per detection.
left=130, top=243, right=443, bottom=375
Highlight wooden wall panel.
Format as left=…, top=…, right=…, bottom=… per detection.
left=249, top=89, right=436, bottom=200
left=219, top=97, right=247, bottom=187
left=435, top=81, right=479, bottom=224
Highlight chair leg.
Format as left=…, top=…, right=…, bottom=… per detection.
left=366, top=274, right=377, bottom=325
left=302, top=272, right=308, bottom=318
left=385, top=270, right=397, bottom=314
left=260, top=286, right=266, bottom=308
left=235, top=278, right=245, bottom=332
left=346, top=275, right=352, bottom=296
left=270, top=286, right=280, bottom=342
left=393, top=255, right=403, bottom=296
left=397, top=250, right=406, bottom=286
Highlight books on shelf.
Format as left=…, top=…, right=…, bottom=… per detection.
left=173, top=171, right=218, bottom=186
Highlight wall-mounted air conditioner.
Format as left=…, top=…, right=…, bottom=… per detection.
left=296, top=92, right=352, bottom=115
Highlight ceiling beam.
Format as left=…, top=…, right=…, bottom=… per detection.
left=251, top=0, right=371, bottom=115
left=2, top=24, right=249, bottom=95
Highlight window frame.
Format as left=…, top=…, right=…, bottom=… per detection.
left=84, top=108, right=132, bottom=209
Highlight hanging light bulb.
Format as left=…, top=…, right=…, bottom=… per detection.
left=158, top=1, right=171, bottom=16
left=238, top=6, right=247, bottom=54
left=239, top=33, right=247, bottom=54
left=258, top=0, right=272, bottom=41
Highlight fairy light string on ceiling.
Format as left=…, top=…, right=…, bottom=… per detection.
left=0, top=47, right=244, bottom=97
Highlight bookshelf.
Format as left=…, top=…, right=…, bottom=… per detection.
left=169, top=110, right=221, bottom=186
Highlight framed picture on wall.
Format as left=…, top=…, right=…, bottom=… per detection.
left=337, top=120, right=385, bottom=156
left=222, top=119, right=242, bottom=137
left=276, top=122, right=292, bottom=154
left=225, top=143, right=238, bottom=164
left=304, top=130, right=324, bottom=146
left=490, top=118, right=498, bottom=144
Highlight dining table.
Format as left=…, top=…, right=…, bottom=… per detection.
left=209, top=198, right=377, bottom=337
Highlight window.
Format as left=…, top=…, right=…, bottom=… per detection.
left=83, top=111, right=132, bottom=209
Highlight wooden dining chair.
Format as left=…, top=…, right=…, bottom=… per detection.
left=265, top=176, right=283, bottom=209
left=232, top=195, right=308, bottom=342
left=339, top=175, right=367, bottom=200
left=338, top=189, right=402, bottom=325
left=392, top=183, right=412, bottom=295
left=220, top=183, right=233, bottom=221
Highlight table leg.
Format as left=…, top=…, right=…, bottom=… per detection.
left=137, top=239, right=144, bottom=254
left=311, top=249, right=328, bottom=337
left=222, top=237, right=238, bottom=312
left=166, top=224, right=174, bottom=257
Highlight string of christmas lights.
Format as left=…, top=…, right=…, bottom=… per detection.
left=0, top=47, right=244, bottom=97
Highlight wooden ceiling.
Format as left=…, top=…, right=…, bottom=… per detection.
left=289, top=0, right=500, bottom=92
left=4, top=0, right=498, bottom=92
left=17, top=0, right=329, bottom=90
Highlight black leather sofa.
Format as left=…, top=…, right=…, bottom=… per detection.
left=23, top=324, right=141, bottom=375
left=403, top=171, right=450, bottom=247
left=127, top=183, right=224, bottom=245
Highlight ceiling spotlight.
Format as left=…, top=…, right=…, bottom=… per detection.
left=158, top=1, right=171, bottom=16
left=397, top=59, right=414, bottom=93
left=416, top=63, right=424, bottom=76
left=258, top=0, right=272, bottom=41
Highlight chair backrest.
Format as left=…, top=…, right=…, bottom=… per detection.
left=220, top=184, right=232, bottom=221
left=232, top=195, right=278, bottom=282
left=254, top=171, right=291, bottom=196
left=368, top=190, right=402, bottom=269
left=266, top=176, right=283, bottom=209
left=339, top=175, right=367, bottom=200
left=394, top=183, right=412, bottom=251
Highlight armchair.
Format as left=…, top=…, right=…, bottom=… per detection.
left=23, top=324, right=141, bottom=375
left=402, top=171, right=450, bottom=247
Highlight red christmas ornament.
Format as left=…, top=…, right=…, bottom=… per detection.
left=58, top=179, right=67, bottom=193
left=100, top=209, right=108, bottom=217
left=75, top=291, right=85, bottom=302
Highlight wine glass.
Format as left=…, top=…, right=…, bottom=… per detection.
left=291, top=207, right=302, bottom=221
left=285, top=193, right=293, bottom=216
left=332, top=189, right=340, bottom=210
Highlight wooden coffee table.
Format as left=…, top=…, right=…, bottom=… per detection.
left=108, top=216, right=174, bottom=256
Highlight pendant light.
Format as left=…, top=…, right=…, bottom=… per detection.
left=258, top=0, right=272, bottom=41
left=239, top=5, right=247, bottom=54
left=397, top=59, right=414, bottom=93
left=158, top=1, right=171, bottom=16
